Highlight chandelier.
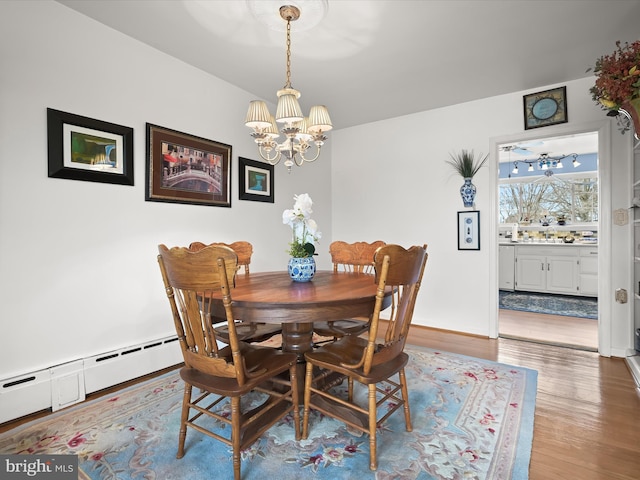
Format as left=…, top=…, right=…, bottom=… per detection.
left=244, top=5, right=332, bottom=173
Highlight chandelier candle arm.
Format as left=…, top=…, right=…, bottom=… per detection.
left=245, top=4, right=332, bottom=173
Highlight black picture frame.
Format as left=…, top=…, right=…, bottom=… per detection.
left=239, top=157, right=274, bottom=203
left=47, top=108, right=134, bottom=185
left=523, top=86, right=568, bottom=130
left=145, top=123, right=231, bottom=207
left=458, top=210, right=480, bottom=250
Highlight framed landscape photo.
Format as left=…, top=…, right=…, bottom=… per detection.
left=239, top=157, right=274, bottom=203
left=145, top=124, right=231, bottom=207
left=458, top=210, right=480, bottom=250
left=47, top=108, right=134, bottom=185
left=523, top=86, right=568, bottom=130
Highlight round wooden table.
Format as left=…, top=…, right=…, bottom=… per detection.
left=213, top=270, right=391, bottom=361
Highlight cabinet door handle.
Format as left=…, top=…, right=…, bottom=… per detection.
left=547, top=263, right=550, bottom=271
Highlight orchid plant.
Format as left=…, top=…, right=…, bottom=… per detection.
left=282, top=193, right=321, bottom=258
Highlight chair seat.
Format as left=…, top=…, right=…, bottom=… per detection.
left=216, top=322, right=282, bottom=344
left=181, top=348, right=297, bottom=396
left=305, top=336, right=409, bottom=385
left=312, top=318, right=370, bottom=338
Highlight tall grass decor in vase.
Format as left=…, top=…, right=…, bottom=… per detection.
left=446, top=149, right=488, bottom=208
left=282, top=193, right=321, bottom=282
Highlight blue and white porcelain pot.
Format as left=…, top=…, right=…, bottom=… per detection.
left=460, top=177, right=477, bottom=208
left=288, top=256, right=316, bottom=282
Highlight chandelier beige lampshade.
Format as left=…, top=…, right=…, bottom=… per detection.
left=245, top=100, right=272, bottom=129
left=295, top=117, right=313, bottom=141
left=266, top=115, right=280, bottom=138
left=276, top=88, right=304, bottom=124
left=308, top=105, right=332, bottom=133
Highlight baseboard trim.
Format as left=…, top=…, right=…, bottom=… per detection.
left=625, top=355, right=640, bottom=388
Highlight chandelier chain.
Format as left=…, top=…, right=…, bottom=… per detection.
left=285, top=16, right=292, bottom=89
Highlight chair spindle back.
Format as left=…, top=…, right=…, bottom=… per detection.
left=329, top=240, right=386, bottom=274
left=158, top=244, right=253, bottom=383
left=188, top=241, right=253, bottom=274
left=364, top=244, right=428, bottom=372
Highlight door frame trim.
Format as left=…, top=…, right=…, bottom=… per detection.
left=489, top=120, right=610, bottom=355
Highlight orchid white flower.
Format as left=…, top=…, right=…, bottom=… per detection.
left=306, top=218, right=321, bottom=239
left=282, top=209, right=298, bottom=227
left=283, top=193, right=321, bottom=257
left=293, top=193, right=313, bottom=217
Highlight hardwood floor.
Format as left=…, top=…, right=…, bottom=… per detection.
left=499, top=308, right=598, bottom=351
left=407, top=326, right=640, bottom=480
left=2, top=327, right=639, bottom=479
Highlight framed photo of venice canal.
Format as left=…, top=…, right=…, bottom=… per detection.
left=145, top=124, right=231, bottom=207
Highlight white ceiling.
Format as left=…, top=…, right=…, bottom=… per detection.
left=55, top=0, right=640, bottom=132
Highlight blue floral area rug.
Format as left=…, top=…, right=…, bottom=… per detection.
left=0, top=346, right=537, bottom=480
left=499, top=290, right=598, bottom=319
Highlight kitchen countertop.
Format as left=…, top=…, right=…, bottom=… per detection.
left=499, top=241, right=597, bottom=247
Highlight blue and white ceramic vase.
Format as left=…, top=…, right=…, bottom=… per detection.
left=460, top=177, right=476, bottom=208
left=288, top=256, right=316, bottom=282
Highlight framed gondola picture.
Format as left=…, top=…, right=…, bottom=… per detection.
left=145, top=123, right=231, bottom=207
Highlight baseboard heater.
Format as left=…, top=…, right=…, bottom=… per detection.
left=0, top=336, right=182, bottom=425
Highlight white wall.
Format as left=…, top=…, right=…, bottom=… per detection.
left=332, top=79, right=635, bottom=356
left=0, top=1, right=333, bottom=380
left=0, top=0, right=635, bottom=392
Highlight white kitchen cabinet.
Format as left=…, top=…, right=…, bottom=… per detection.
left=515, top=254, right=546, bottom=292
left=499, top=245, right=515, bottom=290
left=579, top=248, right=598, bottom=296
left=546, top=255, right=580, bottom=294
left=515, top=247, right=579, bottom=295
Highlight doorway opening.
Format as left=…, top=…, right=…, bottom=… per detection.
left=497, top=131, right=599, bottom=351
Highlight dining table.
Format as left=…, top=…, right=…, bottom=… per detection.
left=210, top=270, right=392, bottom=362
left=212, top=270, right=392, bottom=399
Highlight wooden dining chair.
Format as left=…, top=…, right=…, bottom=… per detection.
left=157, top=244, right=300, bottom=480
left=312, top=240, right=386, bottom=342
left=188, top=240, right=253, bottom=274
left=302, top=244, right=428, bottom=471
left=188, top=241, right=282, bottom=345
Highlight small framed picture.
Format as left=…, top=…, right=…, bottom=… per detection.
left=458, top=210, right=480, bottom=250
left=239, top=157, right=274, bottom=203
left=47, top=108, right=134, bottom=185
left=523, top=86, right=568, bottom=130
left=145, top=124, right=231, bottom=207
